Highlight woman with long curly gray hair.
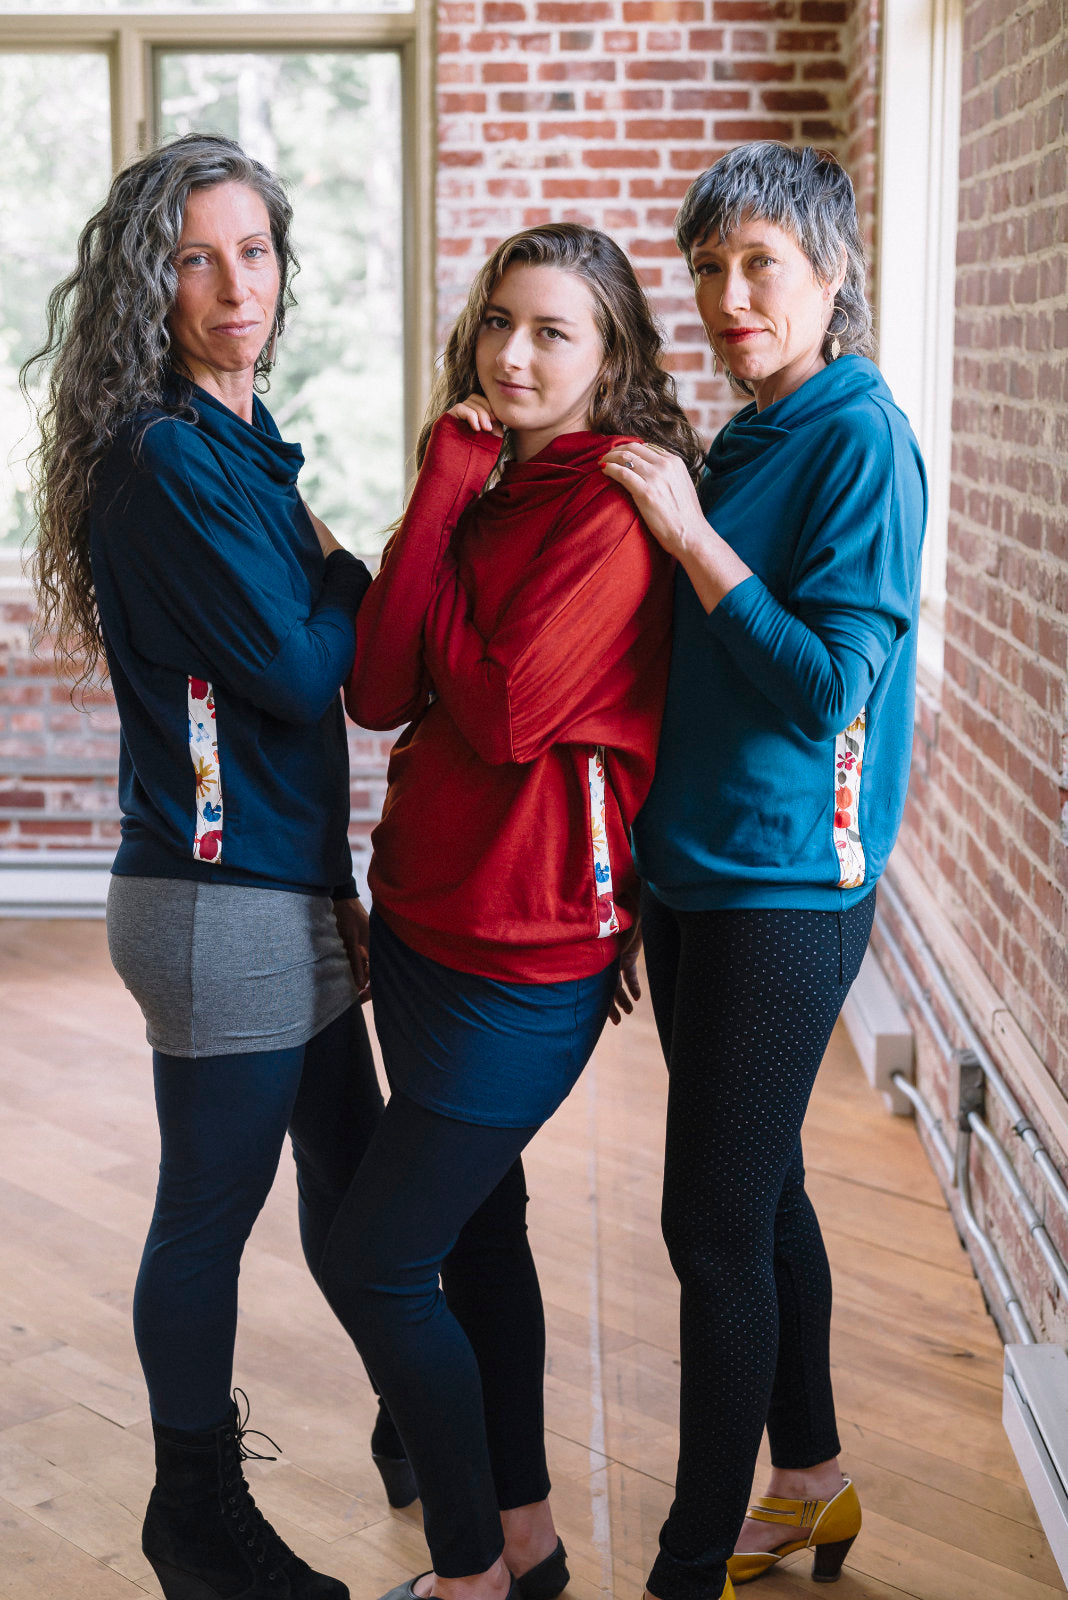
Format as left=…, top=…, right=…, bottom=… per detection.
left=26, top=131, right=409, bottom=1600
left=601, top=143, right=927, bottom=1600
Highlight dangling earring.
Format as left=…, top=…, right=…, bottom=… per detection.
left=265, top=321, right=279, bottom=365
left=708, top=342, right=720, bottom=378
left=827, top=305, right=846, bottom=361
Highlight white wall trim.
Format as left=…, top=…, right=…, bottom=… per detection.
left=877, top=0, right=962, bottom=676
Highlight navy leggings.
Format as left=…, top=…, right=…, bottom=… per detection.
left=134, top=1003, right=387, bottom=1431
left=319, top=1094, right=548, bottom=1577
left=134, top=996, right=549, bottom=1551
left=640, top=886, right=876, bottom=1600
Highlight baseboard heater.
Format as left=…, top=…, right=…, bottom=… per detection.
left=843, top=884, right=1068, bottom=1588
left=1003, top=1345, right=1068, bottom=1585
left=840, top=946, right=914, bottom=1115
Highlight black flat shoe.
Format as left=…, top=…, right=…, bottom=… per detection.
left=378, top=1578, right=518, bottom=1600
left=514, top=1540, right=569, bottom=1600
left=377, top=1580, right=437, bottom=1600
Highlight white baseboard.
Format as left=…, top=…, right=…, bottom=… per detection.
left=0, top=851, right=114, bottom=917
left=840, top=947, right=915, bottom=1115
left=0, top=849, right=374, bottom=916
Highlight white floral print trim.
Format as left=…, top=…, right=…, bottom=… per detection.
left=188, top=676, right=223, bottom=863
left=833, top=710, right=866, bottom=889
left=588, top=745, right=620, bottom=938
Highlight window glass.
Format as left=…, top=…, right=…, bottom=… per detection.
left=158, top=49, right=405, bottom=560
left=0, top=52, right=111, bottom=547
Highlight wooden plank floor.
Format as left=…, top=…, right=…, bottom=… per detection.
left=0, top=917, right=1060, bottom=1600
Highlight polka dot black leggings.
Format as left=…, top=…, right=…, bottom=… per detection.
left=640, top=884, right=876, bottom=1600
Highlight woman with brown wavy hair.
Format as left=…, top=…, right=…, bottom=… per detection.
left=325, top=222, right=703, bottom=1600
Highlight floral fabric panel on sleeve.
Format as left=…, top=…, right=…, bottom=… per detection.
left=833, top=710, right=866, bottom=889
left=188, top=676, right=224, bottom=862
left=588, top=745, right=620, bottom=937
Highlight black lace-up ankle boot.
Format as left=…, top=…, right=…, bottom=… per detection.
left=142, top=1391, right=349, bottom=1599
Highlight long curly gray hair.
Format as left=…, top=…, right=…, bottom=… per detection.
left=24, top=132, right=297, bottom=689
left=674, top=141, right=876, bottom=395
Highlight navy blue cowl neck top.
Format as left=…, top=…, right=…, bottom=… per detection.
left=90, top=381, right=370, bottom=894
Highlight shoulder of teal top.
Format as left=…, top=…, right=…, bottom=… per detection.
left=701, top=357, right=925, bottom=518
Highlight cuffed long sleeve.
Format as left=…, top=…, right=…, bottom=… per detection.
left=256, top=551, right=370, bottom=724
left=703, top=404, right=915, bottom=742
left=345, top=415, right=503, bottom=729
left=706, top=577, right=896, bottom=742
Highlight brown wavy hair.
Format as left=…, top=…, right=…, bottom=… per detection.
left=416, top=222, right=704, bottom=477
left=23, top=132, right=297, bottom=691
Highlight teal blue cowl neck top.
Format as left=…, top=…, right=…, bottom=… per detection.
left=633, top=355, right=927, bottom=911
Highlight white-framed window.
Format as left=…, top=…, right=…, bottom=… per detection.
left=876, top=0, right=962, bottom=682
left=0, top=3, right=433, bottom=576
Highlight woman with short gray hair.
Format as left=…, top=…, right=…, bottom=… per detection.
left=602, top=142, right=926, bottom=1600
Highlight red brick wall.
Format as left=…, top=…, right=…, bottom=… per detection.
left=840, top=0, right=879, bottom=298
left=0, top=592, right=120, bottom=853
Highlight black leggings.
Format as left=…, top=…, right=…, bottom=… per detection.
left=640, top=886, right=876, bottom=1600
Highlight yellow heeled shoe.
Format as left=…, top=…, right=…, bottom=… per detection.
left=726, top=1478, right=861, bottom=1586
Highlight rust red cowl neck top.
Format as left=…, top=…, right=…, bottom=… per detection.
left=346, top=414, right=673, bottom=982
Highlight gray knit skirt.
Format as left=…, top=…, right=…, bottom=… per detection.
left=106, top=875, right=358, bottom=1058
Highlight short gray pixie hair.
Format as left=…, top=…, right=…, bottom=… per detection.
left=675, top=141, right=875, bottom=390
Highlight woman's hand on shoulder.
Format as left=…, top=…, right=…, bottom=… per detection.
left=446, top=394, right=504, bottom=438
left=601, top=441, right=753, bottom=613
left=599, top=441, right=706, bottom=561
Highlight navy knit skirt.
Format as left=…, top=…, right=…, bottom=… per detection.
left=369, top=907, right=618, bottom=1128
